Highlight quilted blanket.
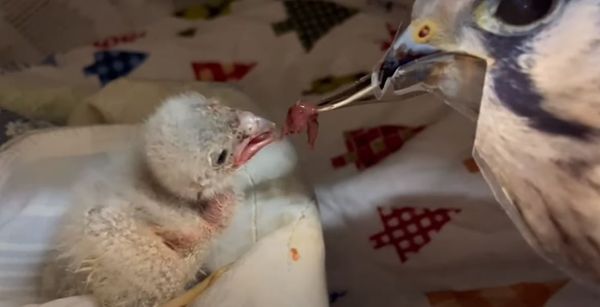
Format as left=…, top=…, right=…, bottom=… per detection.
left=1, top=0, right=599, bottom=306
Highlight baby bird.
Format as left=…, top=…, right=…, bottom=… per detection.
left=44, top=93, right=277, bottom=307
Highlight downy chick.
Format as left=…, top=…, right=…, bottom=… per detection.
left=45, top=93, right=277, bottom=307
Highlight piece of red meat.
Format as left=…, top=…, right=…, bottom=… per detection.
left=284, top=101, right=319, bottom=148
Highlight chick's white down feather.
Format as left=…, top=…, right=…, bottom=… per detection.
left=42, top=93, right=268, bottom=307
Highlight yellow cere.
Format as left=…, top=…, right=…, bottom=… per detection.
left=412, top=20, right=437, bottom=44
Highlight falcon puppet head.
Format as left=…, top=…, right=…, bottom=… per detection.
left=373, top=0, right=600, bottom=287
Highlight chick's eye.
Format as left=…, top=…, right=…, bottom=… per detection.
left=494, top=0, right=554, bottom=26
left=215, top=150, right=228, bottom=166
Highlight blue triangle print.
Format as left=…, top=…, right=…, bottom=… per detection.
left=83, top=50, right=148, bottom=86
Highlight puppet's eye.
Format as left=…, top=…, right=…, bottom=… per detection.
left=474, top=0, right=560, bottom=35
left=212, top=149, right=228, bottom=166
left=494, top=0, right=554, bottom=26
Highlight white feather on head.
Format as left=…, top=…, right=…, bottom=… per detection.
left=143, top=92, right=239, bottom=201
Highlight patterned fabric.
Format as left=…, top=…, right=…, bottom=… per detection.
left=191, top=62, right=256, bottom=82
left=174, top=0, right=235, bottom=20
left=426, top=281, right=567, bottom=307
left=0, top=108, right=52, bottom=146
left=303, top=72, right=367, bottom=95
left=0, top=54, right=57, bottom=74
left=93, top=32, right=146, bottom=49
left=178, top=28, right=197, bottom=38
left=330, top=125, right=425, bottom=171
left=0, top=0, right=95, bottom=57
left=1, top=1, right=598, bottom=306
left=272, top=0, right=358, bottom=51
left=367, top=0, right=412, bottom=13
left=370, top=207, right=461, bottom=263
left=83, top=50, right=148, bottom=86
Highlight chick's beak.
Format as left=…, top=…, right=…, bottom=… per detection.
left=233, top=111, right=278, bottom=167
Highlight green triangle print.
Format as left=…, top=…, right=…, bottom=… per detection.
left=272, top=0, right=358, bottom=51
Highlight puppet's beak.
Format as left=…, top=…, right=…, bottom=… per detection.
left=315, top=24, right=487, bottom=121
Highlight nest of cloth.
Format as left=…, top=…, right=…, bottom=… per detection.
left=0, top=0, right=599, bottom=306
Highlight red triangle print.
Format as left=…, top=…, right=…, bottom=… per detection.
left=94, top=32, right=146, bottom=49
left=370, top=207, right=461, bottom=263
left=331, top=125, right=425, bottom=171
left=379, top=23, right=398, bottom=52
left=191, top=62, right=256, bottom=82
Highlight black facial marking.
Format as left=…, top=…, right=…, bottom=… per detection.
left=483, top=31, right=594, bottom=140
left=528, top=181, right=600, bottom=269
left=548, top=211, right=573, bottom=246
left=554, top=159, right=600, bottom=255
left=525, top=181, right=575, bottom=249
left=510, top=196, right=546, bottom=246
left=554, top=159, right=589, bottom=178
left=555, top=159, right=600, bottom=191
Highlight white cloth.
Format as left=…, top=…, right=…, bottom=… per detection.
left=0, top=1, right=599, bottom=306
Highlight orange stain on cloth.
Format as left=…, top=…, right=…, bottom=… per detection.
left=290, top=248, right=300, bottom=261
left=426, top=280, right=567, bottom=307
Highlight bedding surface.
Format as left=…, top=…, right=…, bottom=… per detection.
left=1, top=0, right=599, bottom=306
